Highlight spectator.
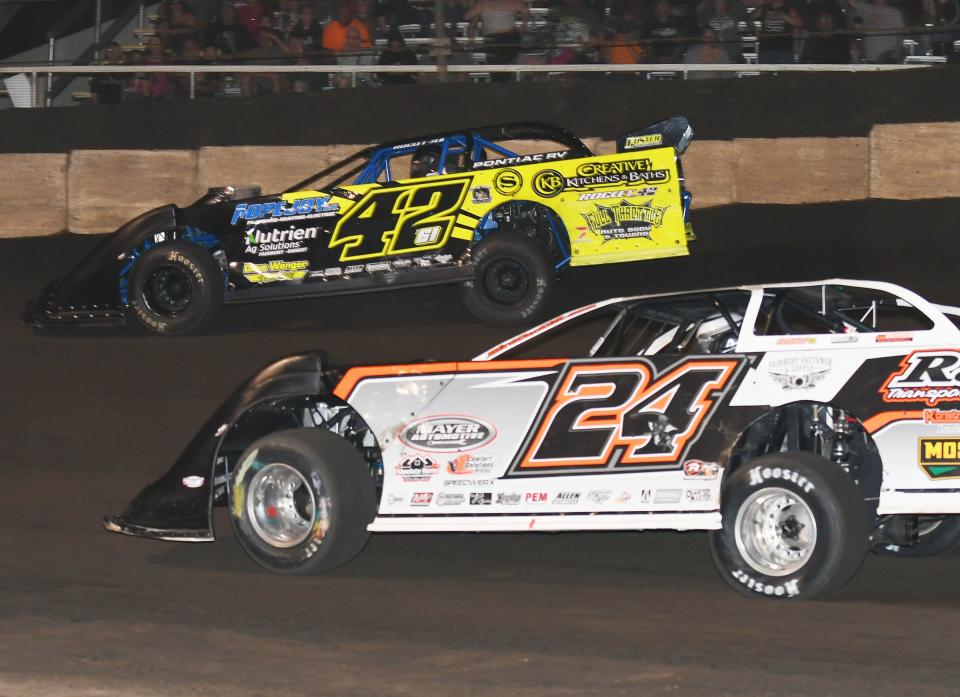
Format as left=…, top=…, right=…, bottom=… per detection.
left=698, top=0, right=744, bottom=44
left=144, top=36, right=178, bottom=98
left=275, top=0, right=302, bottom=34
left=922, top=0, right=959, bottom=54
left=240, top=13, right=290, bottom=94
left=168, top=0, right=203, bottom=38
left=800, top=10, right=851, bottom=60
left=466, top=0, right=530, bottom=74
left=857, top=0, right=904, bottom=61
left=205, top=2, right=255, bottom=55
left=602, top=20, right=647, bottom=63
left=288, top=34, right=332, bottom=92
left=751, top=0, right=803, bottom=62
left=123, top=49, right=152, bottom=102
left=377, top=32, right=420, bottom=83
left=375, top=0, right=419, bottom=33
left=684, top=24, right=738, bottom=75
left=547, top=0, right=601, bottom=64
left=355, top=0, right=380, bottom=39
left=289, top=4, right=325, bottom=48
left=647, top=0, right=686, bottom=62
left=234, top=0, right=274, bottom=37
left=90, top=41, right=125, bottom=104
left=323, top=4, right=374, bottom=52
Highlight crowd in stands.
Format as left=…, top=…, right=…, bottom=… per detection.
left=89, top=0, right=960, bottom=101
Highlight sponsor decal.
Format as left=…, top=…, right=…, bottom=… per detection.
left=767, top=356, right=831, bottom=390
left=532, top=169, right=565, bottom=198
left=447, top=454, right=497, bottom=476
left=586, top=490, right=612, bottom=504
left=876, top=334, right=913, bottom=343
left=436, top=492, right=466, bottom=506
left=444, top=478, right=495, bottom=487
left=344, top=264, right=363, bottom=274
left=524, top=492, right=548, bottom=503
left=473, top=151, right=569, bottom=169
left=242, top=260, right=309, bottom=284
left=153, top=231, right=167, bottom=244
left=231, top=197, right=338, bottom=226
left=493, top=169, right=523, bottom=196
left=732, top=569, right=800, bottom=597
left=615, top=491, right=633, bottom=503
left=775, top=337, right=817, bottom=346
left=637, top=489, right=652, bottom=504
left=387, top=493, right=404, bottom=505
left=918, top=438, right=960, bottom=479
left=181, top=476, right=205, bottom=488
left=497, top=492, right=522, bottom=505
left=392, top=137, right=444, bottom=151
left=830, top=335, right=859, bottom=344
left=365, top=261, right=392, bottom=272
left=683, top=460, right=719, bottom=479
left=578, top=188, right=657, bottom=201
left=685, top=488, right=711, bottom=503
left=654, top=489, right=682, bottom=504
left=580, top=198, right=666, bottom=242
left=553, top=492, right=580, bottom=504
left=469, top=492, right=493, bottom=505
left=414, top=226, right=442, bottom=246
left=470, top=186, right=492, bottom=204
left=924, top=409, right=960, bottom=424
left=748, top=465, right=815, bottom=493
left=882, top=351, right=960, bottom=406
left=395, top=456, right=439, bottom=482
left=400, top=416, right=496, bottom=452
left=562, top=158, right=671, bottom=192
left=411, top=492, right=433, bottom=506
left=623, top=134, right=663, bottom=149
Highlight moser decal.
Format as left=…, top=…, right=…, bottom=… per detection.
left=473, top=151, right=569, bottom=169
left=399, top=415, right=497, bottom=452
left=768, top=356, right=831, bottom=390
left=918, top=438, right=960, bottom=479
left=882, top=351, right=960, bottom=406
left=580, top=199, right=666, bottom=242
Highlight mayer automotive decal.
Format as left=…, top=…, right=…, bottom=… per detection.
left=881, top=350, right=960, bottom=405
left=399, top=415, right=497, bottom=452
left=510, top=357, right=743, bottom=474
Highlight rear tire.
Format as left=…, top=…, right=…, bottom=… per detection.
left=229, top=428, right=376, bottom=574
left=709, top=452, right=870, bottom=600
left=877, top=515, right=960, bottom=558
left=461, top=232, right=556, bottom=327
left=128, top=241, right=223, bottom=335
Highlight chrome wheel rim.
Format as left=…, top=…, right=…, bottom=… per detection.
left=246, top=463, right=317, bottom=548
left=734, top=487, right=817, bottom=577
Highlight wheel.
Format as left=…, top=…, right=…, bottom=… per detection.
left=229, top=428, right=376, bottom=574
left=709, top=452, right=870, bottom=600
left=877, top=515, right=960, bottom=558
left=128, top=241, right=223, bottom=335
left=461, top=232, right=556, bottom=327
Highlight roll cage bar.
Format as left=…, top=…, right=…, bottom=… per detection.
left=284, top=122, right=593, bottom=193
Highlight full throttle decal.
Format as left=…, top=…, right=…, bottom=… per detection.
left=511, top=358, right=742, bottom=473
left=881, top=351, right=960, bottom=406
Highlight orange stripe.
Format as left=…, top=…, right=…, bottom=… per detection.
left=862, top=410, right=924, bottom=434
left=333, top=358, right=565, bottom=400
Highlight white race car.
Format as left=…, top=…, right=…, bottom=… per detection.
left=105, top=279, right=960, bottom=599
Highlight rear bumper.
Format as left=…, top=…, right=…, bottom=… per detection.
left=102, top=515, right=213, bottom=542
left=22, top=279, right=126, bottom=328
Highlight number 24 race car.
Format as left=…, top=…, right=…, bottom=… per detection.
left=23, top=118, right=694, bottom=334
left=106, top=279, right=960, bottom=599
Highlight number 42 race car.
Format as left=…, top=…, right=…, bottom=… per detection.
left=106, top=279, right=960, bottom=599
left=23, top=118, right=694, bottom=334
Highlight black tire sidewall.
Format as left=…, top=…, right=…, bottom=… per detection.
left=229, top=429, right=375, bottom=574
left=878, top=515, right=960, bottom=558
left=129, top=242, right=222, bottom=335
left=463, top=233, right=555, bottom=326
left=710, top=454, right=863, bottom=599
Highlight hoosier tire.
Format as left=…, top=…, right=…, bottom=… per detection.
left=461, top=232, right=556, bottom=326
left=229, top=428, right=377, bottom=574
left=128, top=241, right=223, bottom=335
left=709, top=452, right=870, bottom=600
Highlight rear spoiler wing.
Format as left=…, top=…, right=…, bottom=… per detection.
left=616, top=116, right=693, bottom=155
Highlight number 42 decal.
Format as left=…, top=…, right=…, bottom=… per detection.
left=329, top=177, right=472, bottom=263
left=513, top=359, right=742, bottom=472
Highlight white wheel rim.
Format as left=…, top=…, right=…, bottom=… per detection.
left=734, top=487, right=818, bottom=577
left=246, top=463, right=318, bottom=548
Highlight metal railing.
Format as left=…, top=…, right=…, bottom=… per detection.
left=0, top=61, right=934, bottom=107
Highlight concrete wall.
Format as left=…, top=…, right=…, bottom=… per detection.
left=1, top=123, right=957, bottom=236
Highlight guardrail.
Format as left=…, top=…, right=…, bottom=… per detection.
left=0, top=61, right=932, bottom=107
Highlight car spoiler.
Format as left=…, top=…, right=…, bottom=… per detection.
left=616, top=117, right=693, bottom=155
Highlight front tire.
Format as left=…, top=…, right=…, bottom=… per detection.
left=709, top=452, right=870, bottom=599
left=461, top=232, right=556, bottom=326
left=229, top=428, right=376, bottom=574
left=128, top=241, right=223, bottom=335
left=877, top=515, right=960, bottom=558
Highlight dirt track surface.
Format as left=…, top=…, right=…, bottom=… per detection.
left=3, top=199, right=960, bottom=697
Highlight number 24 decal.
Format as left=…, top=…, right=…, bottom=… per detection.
left=329, top=177, right=471, bottom=263
left=516, top=359, right=741, bottom=471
